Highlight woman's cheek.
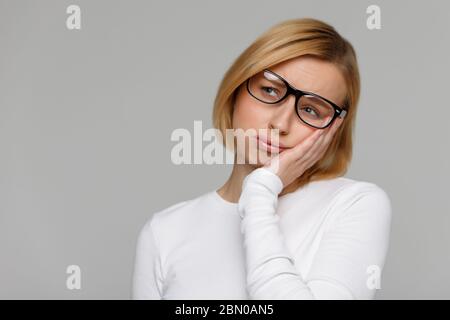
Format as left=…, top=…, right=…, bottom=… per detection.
left=233, top=100, right=262, bottom=131
left=231, top=104, right=256, bottom=163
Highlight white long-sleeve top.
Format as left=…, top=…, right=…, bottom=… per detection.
left=131, top=167, right=392, bottom=300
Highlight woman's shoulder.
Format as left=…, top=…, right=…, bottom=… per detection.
left=323, top=176, right=392, bottom=221
left=333, top=176, right=391, bottom=201
left=306, top=175, right=389, bottom=197
left=290, top=176, right=392, bottom=222
left=139, top=191, right=213, bottom=233
left=297, top=176, right=389, bottom=202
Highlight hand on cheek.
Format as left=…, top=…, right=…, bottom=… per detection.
left=263, top=117, right=344, bottom=188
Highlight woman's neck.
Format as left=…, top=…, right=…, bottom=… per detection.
left=216, top=163, right=256, bottom=203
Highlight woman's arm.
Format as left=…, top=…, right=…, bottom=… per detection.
left=131, top=219, right=164, bottom=299
left=238, top=167, right=392, bottom=300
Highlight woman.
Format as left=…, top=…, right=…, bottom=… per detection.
left=132, top=18, right=392, bottom=300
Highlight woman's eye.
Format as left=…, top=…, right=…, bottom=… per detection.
left=261, top=86, right=279, bottom=97
left=302, top=106, right=319, bottom=117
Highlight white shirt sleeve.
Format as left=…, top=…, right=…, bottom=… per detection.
left=238, top=167, right=392, bottom=300
left=131, top=219, right=164, bottom=300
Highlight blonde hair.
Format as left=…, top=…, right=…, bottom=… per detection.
left=212, top=18, right=361, bottom=195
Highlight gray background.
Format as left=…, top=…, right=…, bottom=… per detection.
left=1, top=0, right=449, bottom=299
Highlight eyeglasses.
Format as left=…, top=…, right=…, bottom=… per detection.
left=246, top=69, right=347, bottom=129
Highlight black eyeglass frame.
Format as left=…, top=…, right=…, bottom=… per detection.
left=246, top=69, right=348, bottom=129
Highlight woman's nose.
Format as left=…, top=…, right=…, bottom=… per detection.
left=268, top=95, right=296, bottom=134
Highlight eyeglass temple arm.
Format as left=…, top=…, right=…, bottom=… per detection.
left=339, top=109, right=347, bottom=119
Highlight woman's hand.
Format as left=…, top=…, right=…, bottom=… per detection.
left=263, top=117, right=345, bottom=188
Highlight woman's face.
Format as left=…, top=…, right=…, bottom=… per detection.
left=232, top=55, right=347, bottom=166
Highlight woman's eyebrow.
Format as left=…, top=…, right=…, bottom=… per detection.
left=263, top=71, right=283, bottom=83
left=268, top=70, right=333, bottom=101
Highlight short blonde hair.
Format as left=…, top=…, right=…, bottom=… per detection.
left=212, top=18, right=361, bottom=195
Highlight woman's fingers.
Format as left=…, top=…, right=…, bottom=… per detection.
left=263, top=117, right=344, bottom=180
left=300, top=117, right=344, bottom=165
left=300, top=129, right=328, bottom=163
left=284, top=129, right=323, bottom=162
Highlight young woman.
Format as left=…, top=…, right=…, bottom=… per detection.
left=132, top=18, right=392, bottom=300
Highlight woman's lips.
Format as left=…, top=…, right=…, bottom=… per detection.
left=256, top=135, right=288, bottom=153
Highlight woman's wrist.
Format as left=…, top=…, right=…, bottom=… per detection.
left=242, top=167, right=284, bottom=195
left=238, top=167, right=284, bottom=218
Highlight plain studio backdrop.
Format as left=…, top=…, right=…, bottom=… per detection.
left=1, top=0, right=449, bottom=299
